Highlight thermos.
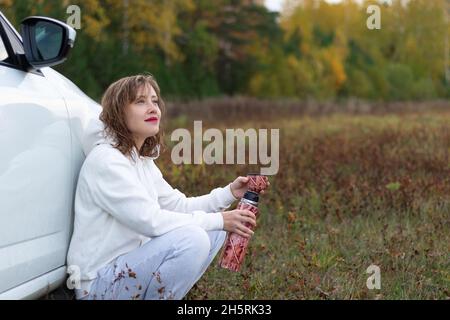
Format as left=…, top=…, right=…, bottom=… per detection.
left=219, top=190, right=260, bottom=272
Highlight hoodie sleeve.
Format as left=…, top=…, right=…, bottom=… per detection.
left=151, top=161, right=238, bottom=214
left=87, top=147, right=224, bottom=237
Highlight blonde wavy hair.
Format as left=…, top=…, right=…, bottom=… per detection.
left=100, top=74, right=165, bottom=158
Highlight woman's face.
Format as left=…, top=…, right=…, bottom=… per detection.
left=124, top=84, right=161, bottom=148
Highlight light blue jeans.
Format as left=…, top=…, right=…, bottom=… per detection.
left=80, top=225, right=226, bottom=300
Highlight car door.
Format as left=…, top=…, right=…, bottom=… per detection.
left=0, top=13, right=73, bottom=295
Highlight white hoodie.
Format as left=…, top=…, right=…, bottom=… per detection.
left=67, top=116, right=237, bottom=296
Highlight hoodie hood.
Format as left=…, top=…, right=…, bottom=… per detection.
left=82, top=115, right=114, bottom=156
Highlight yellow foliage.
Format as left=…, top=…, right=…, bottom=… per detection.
left=114, top=0, right=194, bottom=63
left=328, top=54, right=346, bottom=89
left=248, top=73, right=264, bottom=96
left=0, top=0, right=13, bottom=7
left=79, top=0, right=111, bottom=40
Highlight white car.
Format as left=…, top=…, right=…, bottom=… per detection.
left=0, top=11, right=102, bottom=299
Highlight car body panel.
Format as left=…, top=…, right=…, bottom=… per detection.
left=0, top=11, right=102, bottom=299
left=0, top=64, right=73, bottom=294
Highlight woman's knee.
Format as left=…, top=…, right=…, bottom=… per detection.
left=207, top=230, right=226, bottom=251
left=217, top=230, right=226, bottom=247
left=175, top=225, right=211, bottom=258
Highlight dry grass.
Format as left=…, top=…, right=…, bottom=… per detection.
left=155, top=103, right=450, bottom=300
left=45, top=100, right=450, bottom=300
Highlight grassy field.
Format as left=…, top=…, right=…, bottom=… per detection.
left=157, top=109, right=450, bottom=300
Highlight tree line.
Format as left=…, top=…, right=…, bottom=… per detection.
left=1, top=0, right=448, bottom=101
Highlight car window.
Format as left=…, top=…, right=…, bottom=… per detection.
left=0, top=34, right=8, bottom=61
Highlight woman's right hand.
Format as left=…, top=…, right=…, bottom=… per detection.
left=221, top=209, right=256, bottom=238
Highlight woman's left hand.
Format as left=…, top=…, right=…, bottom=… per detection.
left=230, top=176, right=269, bottom=199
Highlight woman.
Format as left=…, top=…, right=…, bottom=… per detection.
left=67, top=74, right=265, bottom=300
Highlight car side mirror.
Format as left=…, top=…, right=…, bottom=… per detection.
left=20, top=16, right=76, bottom=70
